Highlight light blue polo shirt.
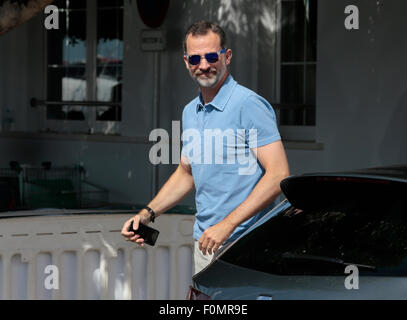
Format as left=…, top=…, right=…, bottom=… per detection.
left=181, top=75, right=281, bottom=243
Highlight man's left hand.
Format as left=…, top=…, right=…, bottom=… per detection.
left=199, top=220, right=236, bottom=256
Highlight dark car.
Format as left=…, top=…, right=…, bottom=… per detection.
left=188, top=165, right=407, bottom=300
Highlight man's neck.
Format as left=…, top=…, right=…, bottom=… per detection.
left=200, top=71, right=229, bottom=105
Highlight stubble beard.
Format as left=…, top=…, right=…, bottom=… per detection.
left=190, top=63, right=227, bottom=88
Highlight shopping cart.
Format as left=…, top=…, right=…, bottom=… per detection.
left=0, top=162, right=109, bottom=211
left=0, top=163, right=21, bottom=211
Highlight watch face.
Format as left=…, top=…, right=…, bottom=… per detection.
left=145, top=207, right=155, bottom=222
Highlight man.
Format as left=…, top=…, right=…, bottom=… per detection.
left=121, top=21, right=289, bottom=274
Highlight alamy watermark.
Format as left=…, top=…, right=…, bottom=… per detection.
left=43, top=263, right=361, bottom=291
left=44, top=4, right=362, bottom=33
left=344, top=5, right=360, bottom=30
left=44, top=265, right=59, bottom=290
left=344, top=265, right=359, bottom=290
left=148, top=121, right=259, bottom=175
left=44, top=5, right=59, bottom=30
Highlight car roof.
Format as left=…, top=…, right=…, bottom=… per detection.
left=287, top=164, right=407, bottom=183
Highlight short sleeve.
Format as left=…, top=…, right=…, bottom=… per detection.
left=240, top=94, right=281, bottom=148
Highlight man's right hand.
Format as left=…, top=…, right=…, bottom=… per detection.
left=121, top=158, right=194, bottom=246
left=121, top=211, right=151, bottom=246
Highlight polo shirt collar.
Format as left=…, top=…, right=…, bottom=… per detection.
left=196, top=74, right=237, bottom=113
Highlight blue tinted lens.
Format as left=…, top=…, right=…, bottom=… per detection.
left=188, top=55, right=201, bottom=65
left=205, top=52, right=219, bottom=63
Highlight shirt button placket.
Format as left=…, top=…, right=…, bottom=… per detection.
left=198, top=106, right=205, bottom=176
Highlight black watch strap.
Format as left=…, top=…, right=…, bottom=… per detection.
left=143, top=206, right=156, bottom=223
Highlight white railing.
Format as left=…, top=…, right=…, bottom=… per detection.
left=0, top=213, right=195, bottom=300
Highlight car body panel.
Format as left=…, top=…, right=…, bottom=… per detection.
left=194, top=259, right=407, bottom=300
left=191, top=165, right=407, bottom=300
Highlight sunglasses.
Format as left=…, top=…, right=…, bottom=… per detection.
left=185, top=49, right=226, bottom=65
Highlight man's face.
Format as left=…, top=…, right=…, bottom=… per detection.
left=184, top=31, right=232, bottom=88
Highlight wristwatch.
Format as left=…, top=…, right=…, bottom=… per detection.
left=143, top=206, right=156, bottom=223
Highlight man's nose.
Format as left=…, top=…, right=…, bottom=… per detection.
left=198, top=57, right=211, bottom=70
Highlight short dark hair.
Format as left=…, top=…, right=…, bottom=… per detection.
left=183, top=21, right=227, bottom=53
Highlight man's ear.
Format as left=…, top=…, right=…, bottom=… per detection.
left=225, top=49, right=232, bottom=66
left=183, top=55, right=190, bottom=69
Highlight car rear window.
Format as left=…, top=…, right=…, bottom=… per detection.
left=220, top=185, right=407, bottom=276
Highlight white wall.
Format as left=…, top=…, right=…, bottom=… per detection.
left=0, top=14, right=43, bottom=133
left=315, top=0, right=407, bottom=171
left=256, top=0, right=407, bottom=174
left=0, top=212, right=194, bottom=299
left=0, top=0, right=406, bottom=206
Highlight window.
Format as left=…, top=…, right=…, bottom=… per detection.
left=275, top=0, right=317, bottom=141
left=45, top=0, right=123, bottom=134
left=221, top=193, right=407, bottom=277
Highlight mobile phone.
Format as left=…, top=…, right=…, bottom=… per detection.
left=128, top=220, right=159, bottom=246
